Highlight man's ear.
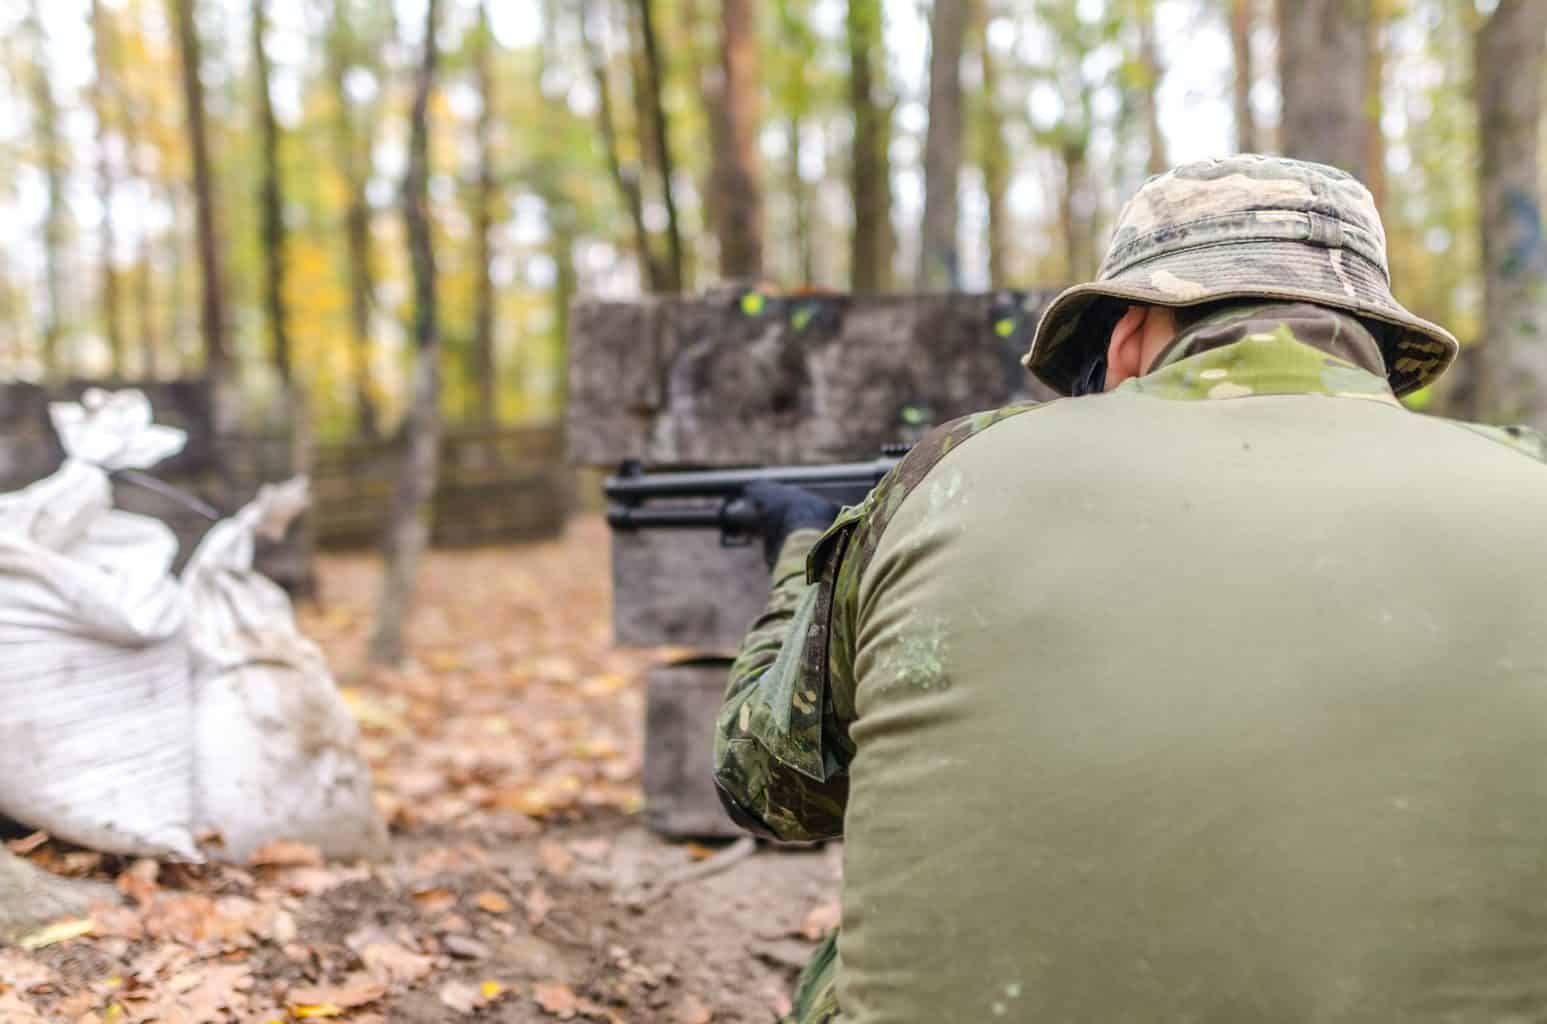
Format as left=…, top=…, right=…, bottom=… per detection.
left=1104, top=305, right=1148, bottom=391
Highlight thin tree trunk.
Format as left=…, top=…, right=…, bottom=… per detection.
left=974, top=0, right=1010, bottom=286
left=1137, top=0, right=1167, bottom=175
left=581, top=0, right=662, bottom=291
left=788, top=119, right=816, bottom=283
left=1275, top=0, right=1366, bottom=178
left=633, top=0, right=685, bottom=291
left=1059, top=143, right=1092, bottom=281
left=1230, top=0, right=1257, bottom=152
left=707, top=0, right=764, bottom=279
left=537, top=0, right=575, bottom=413
left=1362, top=0, right=1388, bottom=211
left=548, top=203, right=578, bottom=414
left=129, top=106, right=159, bottom=379
left=847, top=0, right=894, bottom=292
left=252, top=0, right=291, bottom=388
left=327, top=0, right=380, bottom=437
left=168, top=182, right=190, bottom=375
left=27, top=0, right=68, bottom=378
left=471, top=1, right=498, bottom=424
left=170, top=0, right=231, bottom=395
left=91, top=0, right=124, bottom=377
left=917, top=0, right=966, bottom=289
left=683, top=0, right=722, bottom=258
left=1475, top=0, right=1547, bottom=424
left=775, top=0, right=816, bottom=283
left=136, top=235, right=158, bottom=378
left=370, top=0, right=443, bottom=667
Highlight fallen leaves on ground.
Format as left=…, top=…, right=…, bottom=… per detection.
left=675, top=992, right=715, bottom=1023
left=473, top=889, right=512, bottom=914
left=800, top=900, right=842, bottom=941
left=438, top=977, right=509, bottom=1014
left=0, top=949, right=54, bottom=991
left=534, top=979, right=580, bottom=1017
left=287, top=973, right=387, bottom=1014
left=2, top=521, right=819, bottom=1022
left=17, top=917, right=93, bottom=950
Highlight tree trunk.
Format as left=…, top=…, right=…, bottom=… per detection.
left=471, top=1, right=498, bottom=424
left=27, top=0, right=68, bottom=378
left=326, top=0, right=380, bottom=438
left=633, top=0, right=685, bottom=291
left=168, top=182, right=191, bottom=374
left=537, top=0, right=577, bottom=413
left=847, top=0, right=894, bottom=292
left=91, top=0, right=124, bottom=377
left=548, top=202, right=578, bottom=414
left=683, top=0, right=722, bottom=257
left=1137, top=0, right=1167, bottom=175
left=917, top=0, right=966, bottom=289
left=787, top=119, right=816, bottom=284
left=774, top=0, right=817, bottom=283
left=705, top=0, right=764, bottom=279
left=370, top=0, right=443, bottom=667
left=0, top=848, right=114, bottom=942
left=1275, top=0, right=1366, bottom=179
left=581, top=0, right=662, bottom=291
left=1230, top=0, right=1257, bottom=152
left=170, top=0, right=231, bottom=395
left=974, top=0, right=1010, bottom=286
left=129, top=110, right=159, bottom=379
left=1475, top=0, right=1547, bottom=424
left=1362, top=0, right=1388, bottom=211
left=1058, top=143, right=1093, bottom=281
left=252, top=0, right=291, bottom=388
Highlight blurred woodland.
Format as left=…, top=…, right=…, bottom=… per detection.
left=0, top=0, right=1544, bottom=428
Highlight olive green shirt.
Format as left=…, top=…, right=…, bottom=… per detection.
left=716, top=304, right=1547, bottom=1021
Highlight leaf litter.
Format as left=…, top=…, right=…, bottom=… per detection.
left=2, top=519, right=838, bottom=1022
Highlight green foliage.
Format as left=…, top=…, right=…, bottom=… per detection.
left=0, top=0, right=1538, bottom=433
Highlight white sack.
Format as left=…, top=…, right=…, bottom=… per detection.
left=0, top=389, right=199, bottom=859
left=186, top=478, right=388, bottom=862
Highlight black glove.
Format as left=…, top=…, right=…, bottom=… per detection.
left=743, top=480, right=840, bottom=568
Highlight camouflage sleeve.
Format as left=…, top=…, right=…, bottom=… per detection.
left=713, top=520, right=859, bottom=842
left=713, top=403, right=1053, bottom=842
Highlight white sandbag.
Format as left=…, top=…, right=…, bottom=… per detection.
left=0, top=390, right=199, bottom=859
left=186, top=478, right=388, bottom=862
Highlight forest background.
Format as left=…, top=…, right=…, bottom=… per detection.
left=0, top=0, right=1544, bottom=434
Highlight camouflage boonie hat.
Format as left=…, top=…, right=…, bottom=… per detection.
left=1024, top=154, right=1458, bottom=397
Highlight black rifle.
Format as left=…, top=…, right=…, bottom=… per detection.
left=605, top=446, right=907, bottom=543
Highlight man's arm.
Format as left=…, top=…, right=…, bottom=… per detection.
left=713, top=485, right=864, bottom=842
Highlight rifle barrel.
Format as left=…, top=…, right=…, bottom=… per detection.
left=604, top=457, right=898, bottom=503
left=606, top=498, right=763, bottom=532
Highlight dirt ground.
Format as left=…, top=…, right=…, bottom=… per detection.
left=1, top=518, right=838, bottom=1023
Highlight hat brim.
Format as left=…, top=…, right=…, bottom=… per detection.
left=1023, top=239, right=1458, bottom=398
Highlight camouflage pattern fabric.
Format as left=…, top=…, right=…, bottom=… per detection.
left=783, top=930, right=840, bottom=1024
left=1125, top=301, right=1401, bottom=406
left=1025, top=154, right=1458, bottom=398
left=714, top=526, right=851, bottom=840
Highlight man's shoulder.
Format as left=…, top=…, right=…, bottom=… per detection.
left=893, top=401, right=1054, bottom=493
left=1439, top=419, right=1547, bottom=465
left=808, top=400, right=1058, bottom=584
